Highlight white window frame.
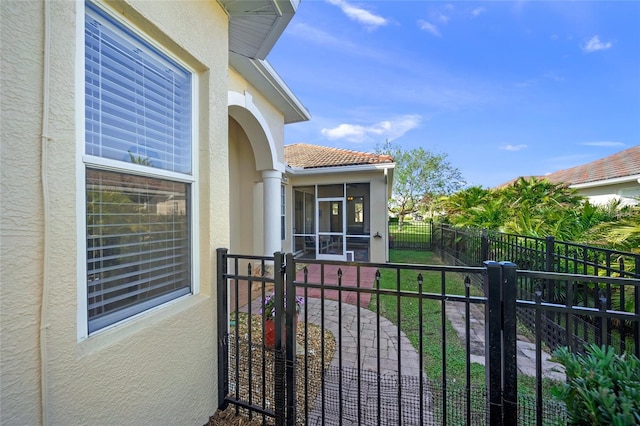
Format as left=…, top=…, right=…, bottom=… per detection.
left=77, top=1, right=199, bottom=339
left=281, top=184, right=286, bottom=241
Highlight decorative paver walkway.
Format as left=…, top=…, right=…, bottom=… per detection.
left=237, top=296, right=433, bottom=424
left=445, top=301, right=565, bottom=381
left=295, top=264, right=377, bottom=307
left=303, top=298, right=433, bottom=425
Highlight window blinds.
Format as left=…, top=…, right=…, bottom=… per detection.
left=85, top=3, right=192, bottom=174
left=86, top=169, right=191, bottom=332
left=84, top=3, right=193, bottom=332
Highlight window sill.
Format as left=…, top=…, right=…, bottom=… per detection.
left=77, top=293, right=210, bottom=357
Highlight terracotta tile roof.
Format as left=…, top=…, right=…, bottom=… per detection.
left=284, top=143, right=393, bottom=169
left=544, top=145, right=640, bottom=185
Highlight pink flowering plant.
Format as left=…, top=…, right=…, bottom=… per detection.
left=260, top=293, right=304, bottom=318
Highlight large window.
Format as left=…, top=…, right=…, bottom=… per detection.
left=84, top=3, right=194, bottom=333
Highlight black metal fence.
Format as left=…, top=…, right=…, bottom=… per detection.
left=388, top=219, right=432, bottom=250
left=433, top=223, right=640, bottom=355
left=216, top=248, right=640, bottom=425
left=433, top=223, right=639, bottom=278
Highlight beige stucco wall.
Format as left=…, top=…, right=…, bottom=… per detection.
left=229, top=117, right=262, bottom=256
left=1, top=1, right=229, bottom=424
left=286, top=169, right=391, bottom=263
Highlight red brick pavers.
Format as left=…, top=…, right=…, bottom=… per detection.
left=294, top=263, right=378, bottom=307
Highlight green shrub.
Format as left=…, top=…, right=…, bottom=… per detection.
left=388, top=217, right=399, bottom=223
left=551, top=344, right=640, bottom=426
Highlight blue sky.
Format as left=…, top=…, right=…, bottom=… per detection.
left=268, top=0, right=640, bottom=188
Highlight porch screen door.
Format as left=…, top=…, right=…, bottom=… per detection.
left=316, top=198, right=345, bottom=260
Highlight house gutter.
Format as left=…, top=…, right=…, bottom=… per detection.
left=569, top=174, right=640, bottom=190
left=286, top=162, right=395, bottom=176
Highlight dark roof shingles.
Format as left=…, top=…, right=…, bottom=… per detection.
left=544, top=145, right=640, bottom=185
left=496, top=146, right=640, bottom=188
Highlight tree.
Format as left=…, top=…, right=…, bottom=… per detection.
left=440, top=177, right=640, bottom=250
left=377, top=140, right=465, bottom=228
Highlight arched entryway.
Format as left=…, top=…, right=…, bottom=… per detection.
left=228, top=91, right=284, bottom=258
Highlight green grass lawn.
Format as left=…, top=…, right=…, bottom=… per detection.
left=388, top=221, right=432, bottom=243
left=369, top=250, right=485, bottom=384
left=368, top=249, right=564, bottom=424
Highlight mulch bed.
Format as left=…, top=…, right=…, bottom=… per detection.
left=206, top=313, right=336, bottom=425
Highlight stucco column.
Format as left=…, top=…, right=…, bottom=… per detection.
left=262, top=169, right=282, bottom=256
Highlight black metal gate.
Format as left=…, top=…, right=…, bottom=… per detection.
left=216, top=248, right=639, bottom=425
left=216, top=249, right=296, bottom=424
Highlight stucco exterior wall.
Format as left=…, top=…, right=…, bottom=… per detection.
left=1, top=1, right=229, bottom=424
left=229, top=117, right=262, bottom=256
left=575, top=181, right=640, bottom=206
left=286, top=169, right=390, bottom=263
left=1, top=1, right=47, bottom=423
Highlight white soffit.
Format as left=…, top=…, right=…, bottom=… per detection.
left=220, top=0, right=299, bottom=59
left=220, top=0, right=309, bottom=124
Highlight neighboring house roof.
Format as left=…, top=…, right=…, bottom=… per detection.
left=494, top=176, right=539, bottom=189
left=284, top=143, right=394, bottom=169
left=544, top=145, right=640, bottom=186
left=496, top=145, right=640, bottom=188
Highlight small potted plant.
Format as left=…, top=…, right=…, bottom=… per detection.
left=261, top=293, right=304, bottom=349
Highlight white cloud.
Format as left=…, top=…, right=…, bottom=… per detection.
left=471, top=7, right=486, bottom=17
left=581, top=141, right=625, bottom=147
left=289, top=23, right=343, bottom=46
left=418, top=20, right=441, bottom=37
left=437, top=13, right=450, bottom=24
left=321, top=115, right=421, bottom=143
left=287, top=23, right=385, bottom=60
left=582, top=36, right=613, bottom=53
left=500, top=144, right=528, bottom=152
left=543, top=72, right=564, bottom=82
left=326, top=0, right=388, bottom=29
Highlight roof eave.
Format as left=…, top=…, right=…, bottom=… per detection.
left=255, top=1, right=299, bottom=59
left=230, top=53, right=310, bottom=124
left=286, top=163, right=396, bottom=175
left=569, top=174, right=640, bottom=189
left=220, top=0, right=299, bottom=59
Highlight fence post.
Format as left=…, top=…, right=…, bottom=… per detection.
left=216, top=248, right=229, bottom=409
left=285, top=253, right=297, bottom=425
left=500, top=262, right=518, bottom=425
left=481, top=229, right=489, bottom=264
left=635, top=256, right=640, bottom=356
left=273, top=252, right=286, bottom=426
left=545, top=236, right=556, bottom=328
left=429, top=219, right=434, bottom=250
left=598, top=289, right=608, bottom=347
left=545, top=236, right=555, bottom=272
left=484, top=261, right=503, bottom=426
